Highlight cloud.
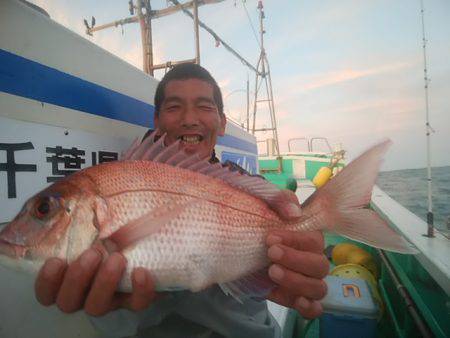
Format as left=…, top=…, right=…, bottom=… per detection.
left=277, top=101, right=420, bottom=140
left=31, top=0, right=81, bottom=33
left=292, top=62, right=415, bottom=93
left=267, top=1, right=371, bottom=58
left=218, top=78, right=232, bottom=91
left=123, top=44, right=143, bottom=70
left=31, top=0, right=168, bottom=72
left=271, top=59, right=421, bottom=131
left=26, top=0, right=450, bottom=170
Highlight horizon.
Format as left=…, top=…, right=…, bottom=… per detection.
left=380, top=164, right=450, bottom=173
left=29, top=0, right=450, bottom=171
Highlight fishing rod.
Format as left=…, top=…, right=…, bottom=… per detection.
left=420, top=0, right=435, bottom=238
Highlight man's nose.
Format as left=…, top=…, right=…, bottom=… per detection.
left=181, top=105, right=200, bottom=127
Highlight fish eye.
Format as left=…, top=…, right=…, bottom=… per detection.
left=38, top=201, right=50, bottom=214
left=35, top=198, right=51, bottom=219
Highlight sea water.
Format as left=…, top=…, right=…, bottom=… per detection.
left=377, top=166, right=450, bottom=231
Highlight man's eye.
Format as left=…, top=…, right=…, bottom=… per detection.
left=199, top=105, right=215, bottom=111
left=166, top=105, right=180, bottom=111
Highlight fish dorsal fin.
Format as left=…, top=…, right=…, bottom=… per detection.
left=121, top=130, right=287, bottom=212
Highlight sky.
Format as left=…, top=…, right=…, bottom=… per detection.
left=29, top=0, right=450, bottom=171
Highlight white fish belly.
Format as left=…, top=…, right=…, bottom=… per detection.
left=117, top=200, right=273, bottom=292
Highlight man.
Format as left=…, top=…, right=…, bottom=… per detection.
left=35, top=64, right=328, bottom=337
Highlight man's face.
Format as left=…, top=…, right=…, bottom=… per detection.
left=154, top=78, right=226, bottom=159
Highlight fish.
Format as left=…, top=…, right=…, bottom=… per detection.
left=0, top=132, right=417, bottom=301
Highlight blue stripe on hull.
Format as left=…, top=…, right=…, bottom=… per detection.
left=0, top=49, right=257, bottom=154
left=217, top=134, right=256, bottom=153
left=0, top=49, right=154, bottom=127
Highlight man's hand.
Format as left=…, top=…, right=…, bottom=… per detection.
left=267, top=190, right=329, bottom=319
left=266, top=230, right=328, bottom=319
left=34, top=249, right=157, bottom=316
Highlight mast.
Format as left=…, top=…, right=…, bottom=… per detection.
left=420, top=0, right=434, bottom=238
left=192, top=0, right=200, bottom=64
left=251, top=1, right=280, bottom=159
left=137, top=0, right=153, bottom=75
left=84, top=0, right=227, bottom=75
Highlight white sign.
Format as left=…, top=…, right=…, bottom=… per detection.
left=0, top=116, right=133, bottom=223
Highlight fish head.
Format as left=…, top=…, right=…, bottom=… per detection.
left=0, top=175, right=100, bottom=270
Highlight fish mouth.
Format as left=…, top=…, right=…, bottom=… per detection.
left=178, top=134, right=204, bottom=145
left=0, top=238, right=26, bottom=259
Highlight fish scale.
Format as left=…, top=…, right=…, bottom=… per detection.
left=88, top=171, right=278, bottom=291
left=120, top=209, right=269, bottom=292
left=86, top=160, right=278, bottom=221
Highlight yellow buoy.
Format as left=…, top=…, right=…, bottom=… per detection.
left=332, top=243, right=379, bottom=279
left=312, top=150, right=345, bottom=188
left=312, top=166, right=332, bottom=188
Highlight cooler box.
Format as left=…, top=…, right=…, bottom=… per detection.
left=320, top=275, right=379, bottom=338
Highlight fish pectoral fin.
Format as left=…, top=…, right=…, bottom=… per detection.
left=219, top=268, right=276, bottom=304
left=105, top=199, right=198, bottom=251
left=93, top=196, right=112, bottom=233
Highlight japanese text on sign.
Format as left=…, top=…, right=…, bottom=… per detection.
left=0, top=142, right=118, bottom=199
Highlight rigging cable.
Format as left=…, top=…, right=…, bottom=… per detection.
left=168, top=0, right=261, bottom=75
left=241, top=0, right=261, bottom=48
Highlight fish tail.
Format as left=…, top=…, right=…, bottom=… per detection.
left=301, top=140, right=418, bottom=254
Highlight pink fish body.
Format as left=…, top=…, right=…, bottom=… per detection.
left=0, top=135, right=417, bottom=298
left=83, top=159, right=284, bottom=292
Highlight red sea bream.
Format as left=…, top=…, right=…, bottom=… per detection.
left=0, top=134, right=417, bottom=299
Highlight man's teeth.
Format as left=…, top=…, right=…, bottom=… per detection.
left=181, top=135, right=201, bottom=144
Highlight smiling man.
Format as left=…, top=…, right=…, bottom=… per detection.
left=35, top=63, right=328, bottom=337
left=153, top=70, right=226, bottom=159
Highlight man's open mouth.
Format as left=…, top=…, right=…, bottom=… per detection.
left=179, top=135, right=203, bottom=145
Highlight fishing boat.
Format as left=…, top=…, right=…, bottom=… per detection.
left=260, top=141, right=449, bottom=338
left=0, top=1, right=448, bottom=337
left=258, top=1, right=449, bottom=336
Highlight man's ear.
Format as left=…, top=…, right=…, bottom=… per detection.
left=218, top=114, right=227, bottom=136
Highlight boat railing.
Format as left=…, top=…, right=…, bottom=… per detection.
left=310, top=137, right=333, bottom=154
left=288, top=137, right=309, bottom=152
left=287, top=137, right=334, bottom=155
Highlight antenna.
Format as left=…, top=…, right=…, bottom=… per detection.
left=420, top=0, right=435, bottom=238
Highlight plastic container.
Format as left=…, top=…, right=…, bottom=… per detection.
left=320, top=275, right=379, bottom=338
left=330, top=263, right=384, bottom=316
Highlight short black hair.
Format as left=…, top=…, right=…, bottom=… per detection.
left=153, top=63, right=224, bottom=117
